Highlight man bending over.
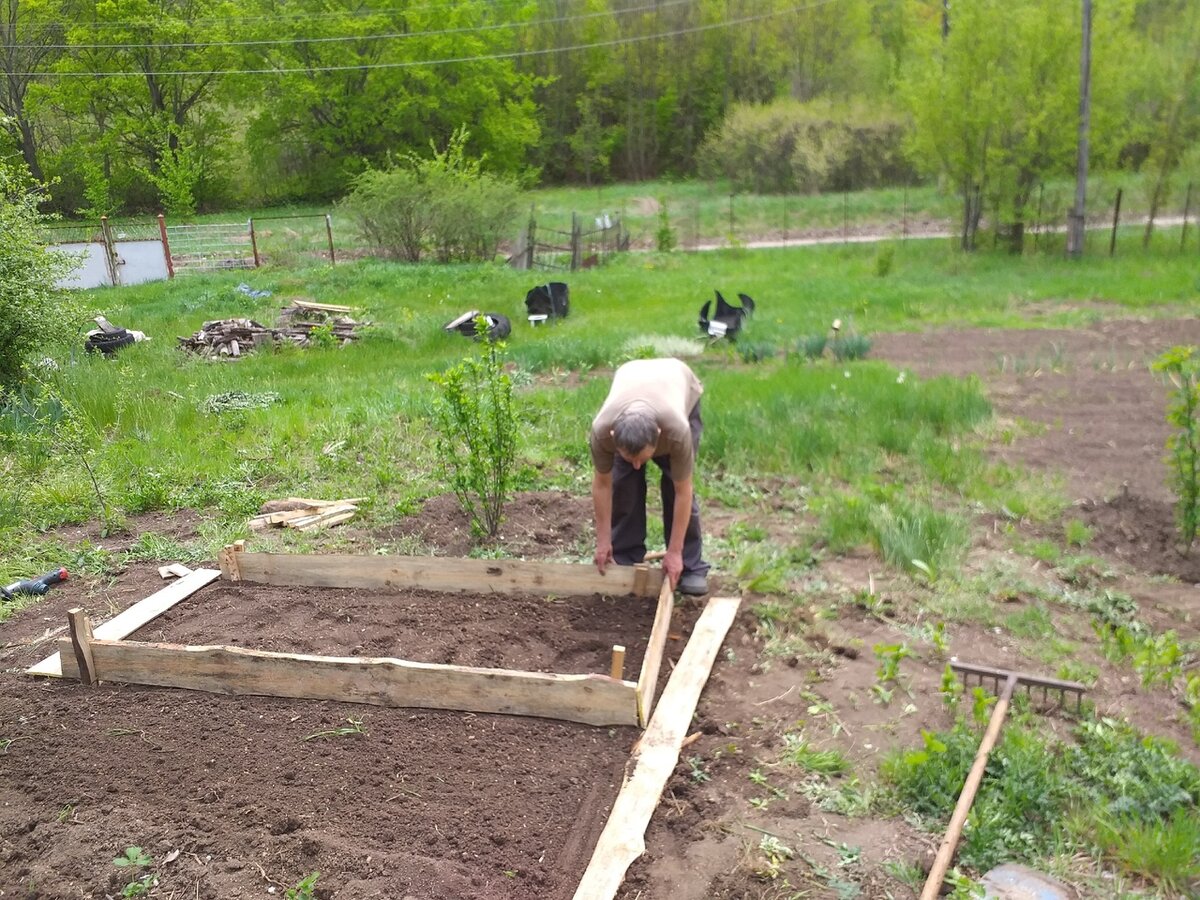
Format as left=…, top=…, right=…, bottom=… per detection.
left=589, top=358, right=710, bottom=595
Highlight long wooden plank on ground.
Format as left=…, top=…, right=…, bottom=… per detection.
left=64, top=639, right=640, bottom=727
left=27, top=568, right=221, bottom=678
left=233, top=552, right=665, bottom=598
left=573, top=595, right=741, bottom=900
left=635, top=577, right=675, bottom=726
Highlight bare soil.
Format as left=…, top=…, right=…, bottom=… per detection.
left=3, top=318, right=1200, bottom=899
left=0, top=550, right=692, bottom=899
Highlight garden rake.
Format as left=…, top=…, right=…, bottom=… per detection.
left=919, top=660, right=1087, bottom=900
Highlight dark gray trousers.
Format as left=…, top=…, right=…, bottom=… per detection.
left=610, top=401, right=709, bottom=576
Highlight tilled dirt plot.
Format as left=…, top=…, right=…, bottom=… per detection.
left=0, top=565, right=687, bottom=900
left=621, top=317, right=1200, bottom=899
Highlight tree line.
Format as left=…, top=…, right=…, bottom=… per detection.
left=1, top=0, right=1198, bottom=249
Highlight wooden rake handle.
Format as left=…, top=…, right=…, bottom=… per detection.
left=919, top=673, right=1019, bottom=900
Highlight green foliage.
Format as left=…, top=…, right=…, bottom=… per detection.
left=427, top=323, right=518, bottom=540
left=1152, top=346, right=1200, bottom=548
left=654, top=198, right=676, bottom=252
left=830, top=333, right=872, bottom=362
left=795, top=334, right=828, bottom=360
left=885, top=715, right=1200, bottom=881
left=343, top=128, right=520, bottom=263
left=897, top=0, right=1137, bottom=252
left=782, top=732, right=850, bottom=775
left=113, top=847, right=155, bottom=898
left=136, top=124, right=204, bottom=217
left=285, top=872, right=320, bottom=900
left=1093, top=808, right=1200, bottom=894
left=0, top=157, right=81, bottom=392
left=697, top=98, right=916, bottom=194
left=868, top=501, right=968, bottom=580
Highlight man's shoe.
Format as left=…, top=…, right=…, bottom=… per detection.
left=678, top=572, right=709, bottom=596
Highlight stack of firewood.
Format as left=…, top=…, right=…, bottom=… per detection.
left=248, top=497, right=366, bottom=532
left=178, top=300, right=365, bottom=358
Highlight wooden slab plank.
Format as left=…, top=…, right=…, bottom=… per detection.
left=233, top=552, right=665, bottom=598
left=76, top=640, right=639, bottom=727
left=573, top=595, right=741, bottom=900
left=28, top=568, right=221, bottom=678
left=635, top=578, right=675, bottom=725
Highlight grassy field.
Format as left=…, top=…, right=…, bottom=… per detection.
left=5, top=229, right=1200, bottom=896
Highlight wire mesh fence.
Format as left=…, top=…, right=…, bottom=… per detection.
left=165, top=222, right=256, bottom=274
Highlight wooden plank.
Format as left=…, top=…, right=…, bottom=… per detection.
left=573, top=595, right=741, bottom=900
left=635, top=578, right=675, bottom=726
left=67, top=609, right=97, bottom=685
left=76, top=640, right=639, bottom=727
left=290, top=300, right=354, bottom=313
left=232, top=552, right=665, bottom=598
left=292, top=510, right=356, bottom=532
left=28, top=568, right=221, bottom=678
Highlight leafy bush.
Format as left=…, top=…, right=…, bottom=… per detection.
left=1151, top=346, right=1200, bottom=549
left=0, top=156, right=82, bottom=393
left=427, top=321, right=518, bottom=539
left=343, top=128, right=520, bottom=263
left=697, top=98, right=917, bottom=194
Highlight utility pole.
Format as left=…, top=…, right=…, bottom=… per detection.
left=1067, top=0, right=1092, bottom=258
left=942, top=0, right=950, bottom=39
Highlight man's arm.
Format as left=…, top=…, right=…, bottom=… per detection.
left=592, top=469, right=615, bottom=573
left=663, top=475, right=693, bottom=587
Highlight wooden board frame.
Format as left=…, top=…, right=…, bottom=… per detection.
left=35, top=548, right=675, bottom=728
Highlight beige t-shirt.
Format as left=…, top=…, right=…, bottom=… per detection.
left=589, top=358, right=703, bottom=478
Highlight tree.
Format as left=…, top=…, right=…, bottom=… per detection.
left=898, top=0, right=1134, bottom=252
left=0, top=0, right=65, bottom=181
left=237, top=0, right=540, bottom=202
left=0, top=149, right=81, bottom=393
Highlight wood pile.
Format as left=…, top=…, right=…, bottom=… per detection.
left=248, top=497, right=367, bottom=532
left=178, top=300, right=365, bottom=358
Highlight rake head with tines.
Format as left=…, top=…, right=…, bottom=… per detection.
left=950, top=659, right=1087, bottom=713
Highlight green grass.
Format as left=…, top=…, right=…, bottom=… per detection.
left=3, top=233, right=1196, bottom=584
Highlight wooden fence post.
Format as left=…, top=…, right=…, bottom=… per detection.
left=525, top=206, right=536, bottom=270
left=571, top=211, right=582, bottom=271
left=248, top=218, right=261, bottom=268
left=99, top=216, right=120, bottom=286
left=1109, top=188, right=1122, bottom=257
left=1181, top=183, right=1193, bottom=252
left=157, top=214, right=174, bottom=279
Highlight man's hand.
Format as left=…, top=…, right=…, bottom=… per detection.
left=662, top=548, right=683, bottom=588
left=594, top=541, right=615, bottom=574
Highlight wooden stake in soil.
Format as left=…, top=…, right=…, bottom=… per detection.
left=610, top=645, right=626, bottom=681
left=66, top=609, right=97, bottom=685
left=573, top=595, right=741, bottom=900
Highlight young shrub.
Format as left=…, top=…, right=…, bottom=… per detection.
left=1151, top=346, right=1200, bottom=550
left=796, top=334, right=827, bottom=360
left=427, top=319, right=518, bottom=540
left=342, top=127, right=520, bottom=263
left=0, top=158, right=82, bottom=393
left=655, top=198, right=676, bottom=252
left=831, top=332, right=872, bottom=361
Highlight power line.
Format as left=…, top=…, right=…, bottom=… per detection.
left=12, top=2, right=829, bottom=77
left=0, top=0, right=534, bottom=33
left=5, top=0, right=695, bottom=50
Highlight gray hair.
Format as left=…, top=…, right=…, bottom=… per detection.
left=612, top=411, right=659, bottom=455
